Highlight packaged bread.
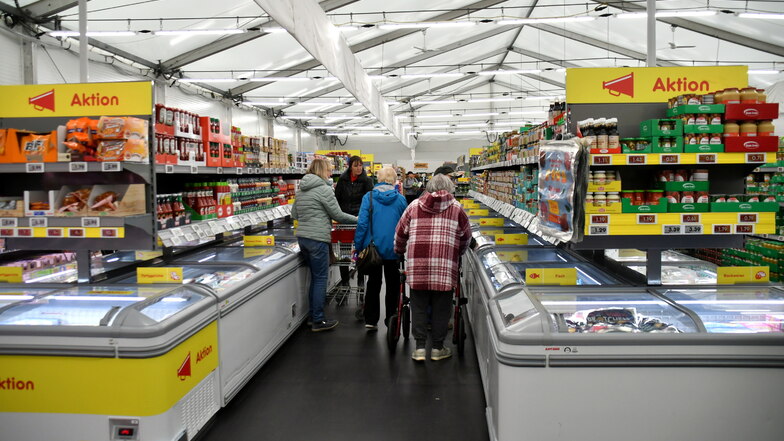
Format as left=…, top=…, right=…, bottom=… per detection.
left=122, top=138, right=149, bottom=162
left=96, top=140, right=126, bottom=161
left=97, top=116, right=148, bottom=140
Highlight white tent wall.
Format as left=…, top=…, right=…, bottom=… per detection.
left=765, top=81, right=784, bottom=138
left=0, top=31, right=23, bottom=85
left=343, top=138, right=481, bottom=167
left=34, top=44, right=147, bottom=84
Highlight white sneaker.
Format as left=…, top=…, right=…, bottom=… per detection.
left=411, top=348, right=426, bottom=361
left=430, top=347, right=452, bottom=361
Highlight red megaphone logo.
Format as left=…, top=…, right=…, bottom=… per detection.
left=29, top=89, right=55, bottom=112
left=602, top=72, right=634, bottom=98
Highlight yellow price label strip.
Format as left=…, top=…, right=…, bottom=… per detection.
left=479, top=217, right=504, bottom=227
left=717, top=266, right=769, bottom=285
left=244, top=235, right=275, bottom=247
left=244, top=248, right=274, bottom=258
left=495, top=250, right=527, bottom=262
left=468, top=209, right=489, bottom=216
left=135, top=251, right=163, bottom=261
left=526, top=268, right=577, bottom=285
left=0, top=266, right=23, bottom=283
left=495, top=234, right=528, bottom=245
left=137, top=267, right=183, bottom=284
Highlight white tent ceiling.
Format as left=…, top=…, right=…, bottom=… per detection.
left=1, top=0, right=782, bottom=147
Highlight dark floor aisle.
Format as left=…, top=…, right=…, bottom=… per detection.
left=196, top=294, right=489, bottom=441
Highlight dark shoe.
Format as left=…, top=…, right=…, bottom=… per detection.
left=365, top=324, right=378, bottom=332
left=311, top=319, right=339, bottom=332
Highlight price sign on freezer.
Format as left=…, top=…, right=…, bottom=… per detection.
left=0, top=266, right=23, bottom=283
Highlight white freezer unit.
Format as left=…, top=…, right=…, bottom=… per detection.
left=477, top=284, right=784, bottom=441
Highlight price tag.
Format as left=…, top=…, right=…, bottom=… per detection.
left=69, top=162, right=88, bottom=172
left=249, top=213, right=261, bottom=223
left=717, top=266, right=769, bottom=284
left=0, top=266, right=23, bottom=283
left=102, top=162, right=121, bottom=172
left=137, top=267, right=184, bottom=284
left=255, top=168, right=262, bottom=174
left=746, top=153, right=766, bottom=163
left=735, top=224, right=755, bottom=234
left=190, top=166, right=199, bottom=174
left=47, top=228, right=64, bottom=237
left=662, top=224, right=682, bottom=235
left=660, top=154, right=680, bottom=165
left=469, top=209, right=489, bottom=216
left=0, top=229, right=15, bottom=237
left=636, top=214, right=657, bottom=224
left=26, top=163, right=44, bottom=173
left=171, top=235, right=184, bottom=246
left=165, top=164, right=174, bottom=174
left=245, top=235, right=275, bottom=247
left=697, top=154, right=717, bottom=164
left=590, top=215, right=610, bottom=225
left=184, top=233, right=197, bottom=242
left=592, top=155, right=612, bottom=166
left=713, top=224, right=732, bottom=234
left=100, top=228, right=119, bottom=237
left=68, top=228, right=85, bottom=237
left=738, top=213, right=758, bottom=224
left=217, top=167, right=224, bottom=174
left=681, top=214, right=701, bottom=224
left=30, top=217, right=48, bottom=228
left=480, top=217, right=504, bottom=227
left=81, top=217, right=100, bottom=228
left=208, top=221, right=222, bottom=234
left=627, top=155, right=647, bottom=165
left=194, top=225, right=207, bottom=238
left=589, top=225, right=609, bottom=235
left=236, top=167, right=243, bottom=175
left=171, top=227, right=185, bottom=237
left=135, top=251, right=163, bottom=261
left=684, top=224, right=703, bottom=234
left=0, top=218, right=17, bottom=228
left=16, top=228, right=32, bottom=237
left=158, top=230, right=174, bottom=240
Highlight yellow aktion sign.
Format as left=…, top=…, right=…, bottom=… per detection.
left=566, top=66, right=747, bottom=103
left=137, top=267, right=184, bottom=284
left=0, top=81, right=153, bottom=118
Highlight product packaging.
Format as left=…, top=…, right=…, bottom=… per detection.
left=536, top=138, right=587, bottom=243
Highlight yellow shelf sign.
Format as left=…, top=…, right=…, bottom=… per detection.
left=480, top=217, right=504, bottom=227
left=137, top=267, right=184, bottom=284
left=480, top=229, right=504, bottom=236
left=134, top=251, right=163, bottom=261
left=526, top=268, right=577, bottom=285
left=717, top=266, right=770, bottom=285
left=496, top=250, right=527, bottom=262
left=495, top=234, right=528, bottom=245
left=461, top=200, right=480, bottom=208
left=468, top=209, right=489, bottom=216
left=0, top=81, right=153, bottom=118
left=244, top=235, right=275, bottom=247
left=0, top=266, right=23, bottom=283
left=469, top=147, right=484, bottom=156
left=244, top=248, right=274, bottom=258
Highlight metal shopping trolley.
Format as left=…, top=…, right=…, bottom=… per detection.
left=328, top=224, right=365, bottom=317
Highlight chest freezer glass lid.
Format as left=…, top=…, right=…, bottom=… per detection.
left=485, top=263, right=526, bottom=292
left=114, top=264, right=257, bottom=294
left=528, top=288, right=699, bottom=334
left=478, top=247, right=574, bottom=269
left=656, top=287, right=784, bottom=334
left=606, top=249, right=702, bottom=263
left=0, top=285, right=203, bottom=326
left=510, top=262, right=620, bottom=285
left=0, top=287, right=62, bottom=307
left=626, top=262, right=718, bottom=285
left=172, top=246, right=291, bottom=268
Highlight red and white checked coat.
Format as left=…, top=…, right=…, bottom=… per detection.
left=394, top=190, right=472, bottom=292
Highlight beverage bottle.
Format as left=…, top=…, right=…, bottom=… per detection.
left=607, top=118, right=620, bottom=151
left=583, top=118, right=597, bottom=150
left=596, top=118, right=608, bottom=151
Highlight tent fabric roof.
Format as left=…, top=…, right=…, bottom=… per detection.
left=1, top=0, right=782, bottom=143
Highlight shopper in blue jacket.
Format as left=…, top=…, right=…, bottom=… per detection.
left=354, top=166, right=408, bottom=331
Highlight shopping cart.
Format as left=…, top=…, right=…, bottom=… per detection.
left=386, top=258, right=411, bottom=352
left=452, top=257, right=468, bottom=356
left=328, top=224, right=364, bottom=316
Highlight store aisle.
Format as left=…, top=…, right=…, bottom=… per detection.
left=197, top=293, right=489, bottom=441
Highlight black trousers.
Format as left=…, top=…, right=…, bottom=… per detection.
left=364, top=259, right=400, bottom=326
left=339, top=266, right=364, bottom=286
left=410, top=289, right=452, bottom=350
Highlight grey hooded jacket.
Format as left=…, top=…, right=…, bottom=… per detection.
left=291, top=173, right=358, bottom=243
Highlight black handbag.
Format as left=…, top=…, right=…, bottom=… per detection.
left=356, top=195, right=383, bottom=272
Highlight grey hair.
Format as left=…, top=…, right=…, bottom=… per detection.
left=376, top=166, right=397, bottom=184
left=426, top=173, right=455, bottom=193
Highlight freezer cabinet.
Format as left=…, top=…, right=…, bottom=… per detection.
left=477, top=285, right=784, bottom=441
left=0, top=284, right=221, bottom=441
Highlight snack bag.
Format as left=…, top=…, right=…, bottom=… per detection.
left=97, top=116, right=126, bottom=139
left=124, top=117, right=148, bottom=140
left=20, top=133, right=53, bottom=161
left=0, top=129, right=6, bottom=156
left=88, top=118, right=99, bottom=147
left=122, top=138, right=149, bottom=163
left=96, top=140, right=126, bottom=161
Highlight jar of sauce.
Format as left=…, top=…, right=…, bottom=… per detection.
left=674, top=169, right=689, bottom=182
left=633, top=190, right=645, bottom=206
left=715, top=89, right=724, bottom=104
left=647, top=190, right=663, bottom=205
left=695, top=114, right=708, bottom=125
left=723, top=88, right=741, bottom=104
left=586, top=193, right=594, bottom=205
left=692, top=169, right=709, bottom=181
left=758, top=120, right=775, bottom=136
left=740, top=121, right=758, bottom=137
left=666, top=191, right=680, bottom=204
left=709, top=135, right=722, bottom=145
left=698, top=134, right=711, bottom=145
left=696, top=191, right=710, bottom=203
left=607, top=192, right=620, bottom=205
left=710, top=114, right=722, bottom=125
left=757, top=89, right=767, bottom=103
left=594, top=192, right=606, bottom=206
left=681, top=191, right=695, bottom=203
left=741, top=87, right=759, bottom=104
left=724, top=121, right=740, bottom=137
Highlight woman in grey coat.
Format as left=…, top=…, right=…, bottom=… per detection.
left=291, top=158, right=357, bottom=332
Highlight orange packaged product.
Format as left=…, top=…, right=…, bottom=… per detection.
left=96, top=140, right=126, bottom=161
left=97, top=116, right=127, bottom=139
left=20, top=133, right=54, bottom=161
left=0, top=129, right=6, bottom=156
left=122, top=138, right=149, bottom=163
left=88, top=119, right=99, bottom=147
left=124, top=117, right=148, bottom=140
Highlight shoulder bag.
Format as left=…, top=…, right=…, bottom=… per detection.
left=356, top=194, right=383, bottom=272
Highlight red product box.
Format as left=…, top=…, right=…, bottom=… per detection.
left=724, top=103, right=779, bottom=121
left=724, top=136, right=778, bottom=152
left=590, top=146, right=622, bottom=154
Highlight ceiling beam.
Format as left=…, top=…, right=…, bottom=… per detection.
left=529, top=24, right=679, bottom=67
left=592, top=1, right=784, bottom=58
left=491, top=0, right=538, bottom=82
left=161, top=0, right=359, bottom=72
left=508, top=46, right=581, bottom=69
left=22, top=0, right=80, bottom=19
left=229, top=0, right=510, bottom=97
left=407, top=77, right=494, bottom=114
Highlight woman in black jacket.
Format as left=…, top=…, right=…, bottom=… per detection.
left=335, top=156, right=374, bottom=286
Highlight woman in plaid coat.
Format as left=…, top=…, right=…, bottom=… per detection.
left=394, top=174, right=472, bottom=362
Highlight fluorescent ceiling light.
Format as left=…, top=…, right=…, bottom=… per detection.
left=454, top=123, right=490, bottom=128
left=284, top=116, right=317, bottom=120
left=477, top=69, right=541, bottom=76
left=468, top=97, right=518, bottom=103
left=617, top=10, right=717, bottom=19
left=749, top=69, right=781, bottom=75
left=525, top=95, right=557, bottom=100
left=325, top=116, right=365, bottom=121
left=248, top=77, right=313, bottom=82
left=379, top=21, right=476, bottom=30
left=506, top=110, right=547, bottom=115
left=179, top=78, right=239, bottom=83
left=400, top=72, right=465, bottom=79
left=462, top=112, right=500, bottom=117
left=413, top=114, right=454, bottom=119
left=368, top=75, right=386, bottom=80
left=155, top=29, right=245, bottom=36
left=50, top=30, right=137, bottom=37
left=413, top=100, right=458, bottom=104
left=415, top=124, right=452, bottom=129
left=243, top=101, right=290, bottom=106
left=738, top=12, right=784, bottom=20
left=308, top=126, right=334, bottom=129
left=498, top=16, right=595, bottom=25
left=263, top=27, right=288, bottom=33
left=290, top=101, right=342, bottom=106
left=339, top=126, right=388, bottom=131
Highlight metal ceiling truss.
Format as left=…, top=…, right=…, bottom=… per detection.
left=20, top=0, right=79, bottom=20
left=491, top=0, right=539, bottom=83
left=593, top=1, right=784, bottom=58
left=161, top=0, right=360, bottom=72
left=508, top=46, right=581, bottom=69
left=228, top=0, right=509, bottom=97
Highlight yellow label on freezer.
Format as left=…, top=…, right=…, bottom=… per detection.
left=0, top=322, right=219, bottom=416
left=495, top=250, right=527, bottom=262
left=137, top=267, right=183, bottom=284
left=717, top=266, right=770, bottom=284
left=526, top=268, right=577, bottom=285
left=244, top=248, right=274, bottom=258
left=135, top=250, right=163, bottom=261
left=468, top=209, right=489, bottom=216
left=462, top=201, right=479, bottom=208
left=244, top=235, right=275, bottom=247
left=495, top=234, right=528, bottom=245
left=0, top=266, right=23, bottom=283
left=479, top=218, right=504, bottom=227
left=480, top=229, right=504, bottom=236
left=0, top=81, right=153, bottom=117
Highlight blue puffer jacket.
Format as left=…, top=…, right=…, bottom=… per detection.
left=354, top=183, right=408, bottom=261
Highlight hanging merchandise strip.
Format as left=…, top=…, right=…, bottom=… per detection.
left=536, top=139, right=588, bottom=243
left=467, top=190, right=559, bottom=245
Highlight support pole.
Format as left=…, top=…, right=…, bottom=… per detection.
left=78, top=0, right=88, bottom=82
left=646, top=0, right=656, bottom=67
left=76, top=249, right=91, bottom=283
